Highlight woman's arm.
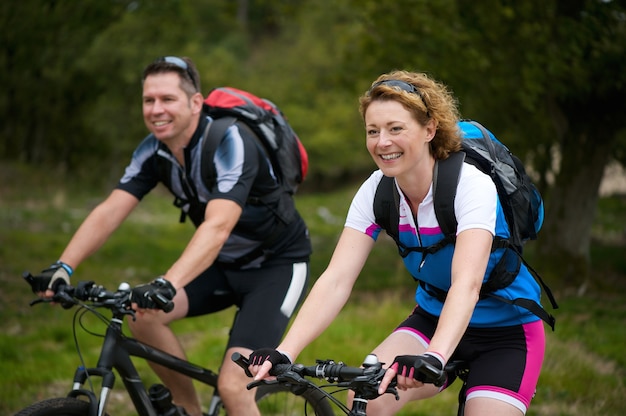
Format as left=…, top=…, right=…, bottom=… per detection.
left=378, top=227, right=493, bottom=393
left=426, top=227, right=493, bottom=361
left=253, top=227, right=375, bottom=379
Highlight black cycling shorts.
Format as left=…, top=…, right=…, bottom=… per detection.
left=395, top=306, right=545, bottom=414
left=183, top=261, right=309, bottom=350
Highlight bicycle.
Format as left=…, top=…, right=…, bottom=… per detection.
left=232, top=351, right=471, bottom=416
left=15, top=274, right=333, bottom=416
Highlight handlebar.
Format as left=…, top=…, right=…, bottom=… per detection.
left=232, top=351, right=457, bottom=394
left=22, top=272, right=174, bottom=314
left=232, top=352, right=398, bottom=401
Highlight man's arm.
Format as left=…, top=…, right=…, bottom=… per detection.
left=163, top=198, right=242, bottom=290
left=59, top=189, right=140, bottom=270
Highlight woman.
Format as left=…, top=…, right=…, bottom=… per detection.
left=250, top=70, right=545, bottom=416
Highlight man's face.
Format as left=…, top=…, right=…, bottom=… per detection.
left=142, top=72, right=199, bottom=145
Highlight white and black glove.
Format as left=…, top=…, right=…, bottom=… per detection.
left=29, top=261, right=73, bottom=293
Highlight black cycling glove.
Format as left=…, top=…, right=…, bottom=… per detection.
left=130, top=277, right=177, bottom=311
left=249, top=348, right=292, bottom=368
left=391, top=353, right=446, bottom=386
left=29, top=261, right=73, bottom=293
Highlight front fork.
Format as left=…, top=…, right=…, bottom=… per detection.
left=68, top=365, right=158, bottom=416
left=205, top=391, right=224, bottom=416
left=68, top=366, right=116, bottom=416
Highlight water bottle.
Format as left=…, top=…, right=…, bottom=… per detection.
left=148, top=384, right=185, bottom=416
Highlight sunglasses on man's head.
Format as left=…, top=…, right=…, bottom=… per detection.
left=156, top=56, right=198, bottom=91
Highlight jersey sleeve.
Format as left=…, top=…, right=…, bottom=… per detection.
left=115, top=136, right=160, bottom=200
left=344, top=170, right=384, bottom=240
left=454, top=163, right=497, bottom=235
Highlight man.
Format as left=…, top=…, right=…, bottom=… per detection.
left=32, top=56, right=311, bottom=415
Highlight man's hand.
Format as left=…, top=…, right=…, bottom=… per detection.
left=130, top=277, right=177, bottom=311
left=248, top=348, right=292, bottom=380
left=30, top=261, right=73, bottom=294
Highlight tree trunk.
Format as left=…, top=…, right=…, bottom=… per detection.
left=536, top=125, right=613, bottom=293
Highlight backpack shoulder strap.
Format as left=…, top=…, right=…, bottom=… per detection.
left=200, top=116, right=237, bottom=190
left=199, top=115, right=286, bottom=267
left=373, top=175, right=401, bottom=245
left=433, top=151, right=466, bottom=239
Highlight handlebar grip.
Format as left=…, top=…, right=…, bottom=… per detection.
left=272, top=363, right=294, bottom=376
left=311, top=363, right=364, bottom=380
left=231, top=352, right=253, bottom=377
left=22, top=271, right=71, bottom=296
left=23, top=272, right=76, bottom=309
left=23, top=271, right=35, bottom=289
left=414, top=357, right=446, bottom=387
left=230, top=352, right=294, bottom=378
left=150, top=292, right=174, bottom=313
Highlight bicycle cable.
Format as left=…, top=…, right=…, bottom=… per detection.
left=72, top=302, right=112, bottom=394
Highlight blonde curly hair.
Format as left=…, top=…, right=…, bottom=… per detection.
left=359, top=70, right=462, bottom=159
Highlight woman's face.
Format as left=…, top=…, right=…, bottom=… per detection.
left=364, top=99, right=435, bottom=179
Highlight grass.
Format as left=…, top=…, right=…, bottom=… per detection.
left=1, top=163, right=625, bottom=415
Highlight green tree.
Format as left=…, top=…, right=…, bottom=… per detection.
left=77, top=0, right=303, bottom=182
left=448, top=0, right=626, bottom=289
left=0, top=0, right=298, bottom=179
left=0, top=0, right=131, bottom=169
left=2, top=0, right=624, bottom=290
left=344, top=0, right=626, bottom=289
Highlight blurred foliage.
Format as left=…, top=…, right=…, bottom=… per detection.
left=2, top=0, right=624, bottom=180
left=1, top=0, right=625, bottom=285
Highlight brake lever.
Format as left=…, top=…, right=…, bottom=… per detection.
left=246, top=370, right=311, bottom=395
left=385, top=385, right=400, bottom=401
left=246, top=378, right=278, bottom=390
left=119, top=305, right=137, bottom=319
left=54, top=290, right=77, bottom=309
left=29, top=298, right=48, bottom=307
left=28, top=291, right=75, bottom=309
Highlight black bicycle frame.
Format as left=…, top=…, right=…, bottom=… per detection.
left=69, top=317, right=219, bottom=416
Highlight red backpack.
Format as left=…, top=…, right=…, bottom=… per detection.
left=202, top=87, right=308, bottom=197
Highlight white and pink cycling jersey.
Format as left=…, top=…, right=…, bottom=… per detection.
left=345, top=165, right=543, bottom=327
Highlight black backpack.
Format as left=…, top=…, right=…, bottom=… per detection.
left=167, top=87, right=309, bottom=266
left=169, top=87, right=308, bottom=225
left=373, top=120, right=558, bottom=329
left=198, top=87, right=309, bottom=226
left=202, top=86, right=308, bottom=198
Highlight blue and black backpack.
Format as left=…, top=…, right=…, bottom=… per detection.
left=373, top=120, right=558, bottom=329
